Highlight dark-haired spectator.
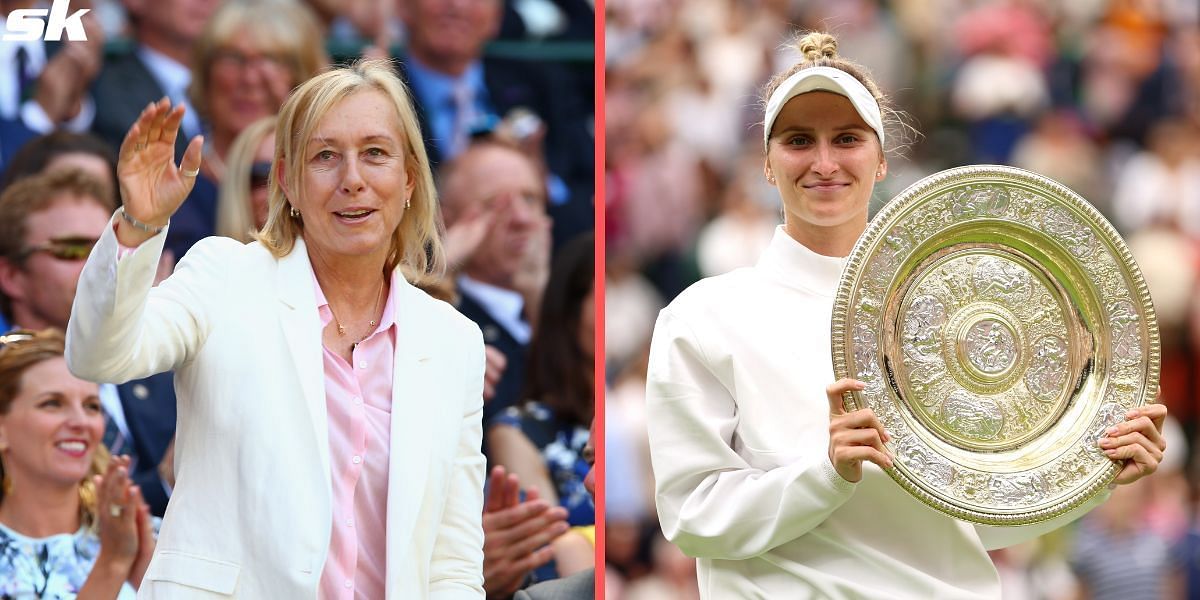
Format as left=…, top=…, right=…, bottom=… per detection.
left=0, top=130, right=118, bottom=198
left=397, top=0, right=593, bottom=245
left=0, top=328, right=155, bottom=598
left=489, top=233, right=594, bottom=528
left=442, top=140, right=551, bottom=424
left=0, top=170, right=177, bottom=517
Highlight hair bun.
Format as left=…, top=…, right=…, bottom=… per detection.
left=796, top=32, right=838, bottom=62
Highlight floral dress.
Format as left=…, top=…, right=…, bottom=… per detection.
left=0, top=521, right=136, bottom=599
left=495, top=401, right=594, bottom=526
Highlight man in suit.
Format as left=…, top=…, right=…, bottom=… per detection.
left=396, top=0, right=593, bottom=247
left=441, top=140, right=550, bottom=424
left=0, top=169, right=177, bottom=516
left=90, top=0, right=218, bottom=157
left=0, top=0, right=105, bottom=134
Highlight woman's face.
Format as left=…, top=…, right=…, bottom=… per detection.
left=288, top=90, right=414, bottom=264
left=764, top=91, right=886, bottom=242
left=250, top=132, right=276, bottom=229
left=0, top=357, right=103, bottom=492
left=207, top=29, right=294, bottom=144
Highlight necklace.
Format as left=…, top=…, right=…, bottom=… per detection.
left=329, top=280, right=385, bottom=339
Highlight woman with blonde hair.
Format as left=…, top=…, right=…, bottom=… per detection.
left=0, top=329, right=154, bottom=598
left=645, top=31, right=1168, bottom=598
left=215, top=116, right=277, bottom=242
left=164, top=0, right=328, bottom=258
left=67, top=59, right=486, bottom=597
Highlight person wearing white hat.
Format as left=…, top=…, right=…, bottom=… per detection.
left=644, top=30, right=1168, bottom=598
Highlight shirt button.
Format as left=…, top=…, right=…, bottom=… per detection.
left=357, top=361, right=367, bottom=369
left=353, top=397, right=363, bottom=406
left=352, top=455, right=362, bottom=464
left=347, top=518, right=354, bottom=527
left=344, top=580, right=352, bottom=589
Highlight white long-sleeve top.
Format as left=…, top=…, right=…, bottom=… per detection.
left=645, top=226, right=1106, bottom=599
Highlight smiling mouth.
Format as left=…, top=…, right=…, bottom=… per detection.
left=55, top=440, right=88, bottom=457
left=335, top=209, right=376, bottom=221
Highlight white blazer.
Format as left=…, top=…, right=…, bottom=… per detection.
left=66, top=219, right=486, bottom=599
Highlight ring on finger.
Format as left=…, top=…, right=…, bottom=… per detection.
left=109, top=504, right=123, bottom=518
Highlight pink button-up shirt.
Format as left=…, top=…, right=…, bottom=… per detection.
left=314, top=269, right=397, bottom=600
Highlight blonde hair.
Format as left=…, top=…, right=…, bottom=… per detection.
left=216, top=116, right=277, bottom=243
left=762, top=31, right=915, bottom=155
left=256, top=59, right=446, bottom=282
left=188, top=0, right=327, bottom=122
left=0, top=329, right=109, bottom=530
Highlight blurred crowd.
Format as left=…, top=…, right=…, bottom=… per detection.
left=0, top=0, right=593, bottom=597
left=604, top=0, right=1200, bottom=598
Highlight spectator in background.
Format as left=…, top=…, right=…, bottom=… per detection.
left=441, top=139, right=551, bottom=424
left=1112, top=117, right=1200, bottom=238
left=1, top=130, right=118, bottom=199
left=397, top=0, right=593, bottom=245
left=160, top=0, right=327, bottom=258
left=215, top=115, right=276, bottom=242
left=489, top=232, right=594, bottom=581
left=0, top=0, right=105, bottom=134
left=1070, top=481, right=1172, bottom=600
left=0, top=170, right=177, bottom=517
left=0, top=329, right=154, bottom=598
left=490, top=233, right=593, bottom=525
left=91, top=0, right=220, bottom=158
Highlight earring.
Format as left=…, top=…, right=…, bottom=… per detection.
left=289, top=206, right=300, bottom=218
left=767, top=175, right=776, bottom=184
left=405, top=197, right=411, bottom=209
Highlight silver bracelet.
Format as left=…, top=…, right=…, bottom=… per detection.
left=117, top=206, right=168, bottom=235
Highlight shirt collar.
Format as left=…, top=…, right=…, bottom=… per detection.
left=404, top=55, right=486, bottom=107
left=311, top=266, right=399, bottom=338
left=136, top=45, right=192, bottom=97
left=457, top=274, right=530, bottom=344
left=756, top=225, right=848, bottom=297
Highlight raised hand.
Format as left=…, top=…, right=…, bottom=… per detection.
left=826, top=378, right=893, bottom=483
left=116, top=98, right=204, bottom=246
left=1101, top=402, right=1168, bottom=485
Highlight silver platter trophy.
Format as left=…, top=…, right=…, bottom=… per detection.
left=831, top=165, right=1159, bottom=526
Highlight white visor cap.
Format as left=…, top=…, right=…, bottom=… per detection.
left=763, top=66, right=885, bottom=150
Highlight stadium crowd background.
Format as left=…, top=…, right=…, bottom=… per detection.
left=0, top=0, right=594, bottom=597
left=604, top=0, right=1200, bottom=598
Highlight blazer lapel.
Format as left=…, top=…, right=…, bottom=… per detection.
left=275, top=238, right=332, bottom=493
left=385, top=276, right=437, bottom=573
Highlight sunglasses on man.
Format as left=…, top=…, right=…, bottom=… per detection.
left=19, top=236, right=99, bottom=261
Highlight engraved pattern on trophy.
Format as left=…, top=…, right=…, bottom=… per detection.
left=852, top=323, right=881, bottom=383
left=895, top=251, right=1074, bottom=451
left=940, top=390, right=1004, bottom=440
left=1109, top=299, right=1143, bottom=367
left=897, top=437, right=955, bottom=488
left=989, top=472, right=1049, bottom=507
left=963, top=319, right=1018, bottom=375
left=1039, top=206, right=1097, bottom=259
left=1025, top=336, right=1069, bottom=399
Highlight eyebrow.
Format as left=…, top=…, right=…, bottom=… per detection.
left=307, top=134, right=398, bottom=146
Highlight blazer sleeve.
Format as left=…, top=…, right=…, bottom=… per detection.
left=429, top=319, right=487, bottom=598
left=646, top=307, right=856, bottom=561
left=66, top=216, right=227, bottom=384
